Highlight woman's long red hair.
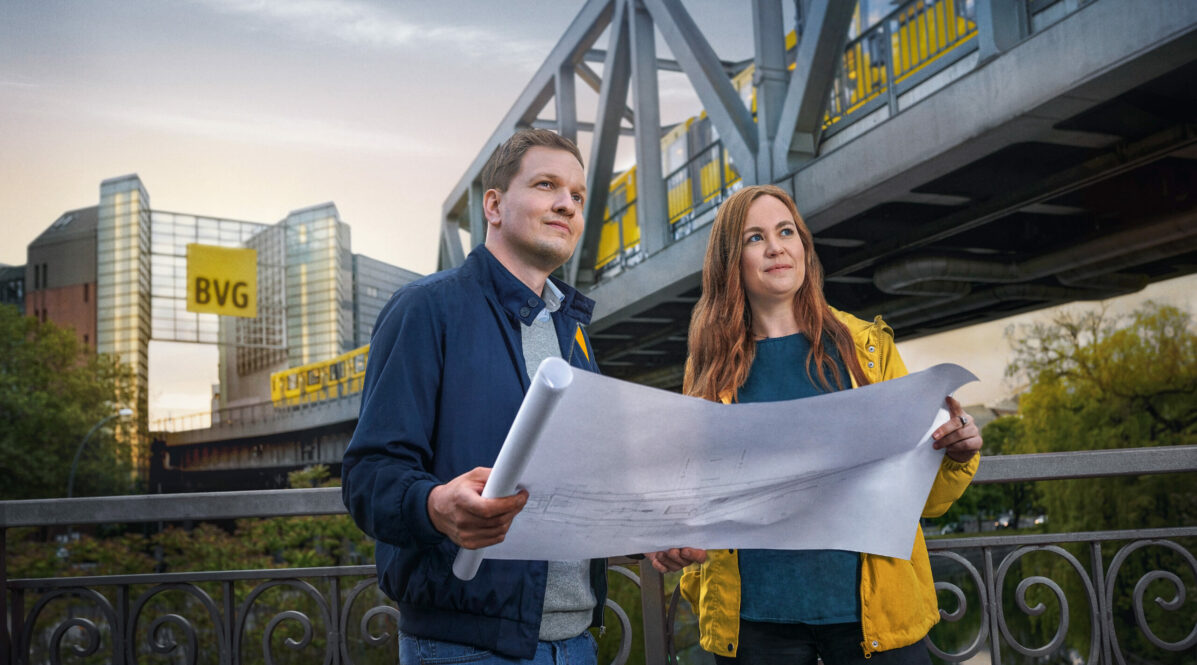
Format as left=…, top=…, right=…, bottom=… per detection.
left=684, top=185, right=870, bottom=402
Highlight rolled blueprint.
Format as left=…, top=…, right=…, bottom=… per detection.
left=452, top=357, right=576, bottom=581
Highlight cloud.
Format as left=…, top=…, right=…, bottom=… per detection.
left=0, top=79, right=41, bottom=89
left=189, top=0, right=549, bottom=63
left=7, top=87, right=440, bottom=156
left=113, top=104, right=443, bottom=156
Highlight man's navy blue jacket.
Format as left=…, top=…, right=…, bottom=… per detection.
left=341, top=246, right=606, bottom=658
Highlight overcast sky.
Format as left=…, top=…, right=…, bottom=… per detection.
left=2, top=1, right=1193, bottom=422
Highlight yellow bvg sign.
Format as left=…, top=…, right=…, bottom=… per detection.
left=186, top=244, right=257, bottom=318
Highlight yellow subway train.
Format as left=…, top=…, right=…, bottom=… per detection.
left=270, top=344, right=370, bottom=408
left=594, top=0, right=976, bottom=275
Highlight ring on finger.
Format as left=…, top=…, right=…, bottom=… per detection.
left=959, top=414, right=969, bottom=427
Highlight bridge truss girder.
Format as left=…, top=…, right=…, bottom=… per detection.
left=441, top=0, right=852, bottom=283
left=441, top=0, right=1197, bottom=391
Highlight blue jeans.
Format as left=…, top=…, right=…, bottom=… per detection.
left=399, top=631, right=597, bottom=665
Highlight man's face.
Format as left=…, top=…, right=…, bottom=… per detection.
left=484, top=146, right=586, bottom=275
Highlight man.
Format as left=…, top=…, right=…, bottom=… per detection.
left=342, top=129, right=605, bottom=664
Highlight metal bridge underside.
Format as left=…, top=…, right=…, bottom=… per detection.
left=152, top=398, right=358, bottom=491
left=442, top=0, right=1197, bottom=390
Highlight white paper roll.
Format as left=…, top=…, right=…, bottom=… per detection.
left=452, top=357, right=575, bottom=580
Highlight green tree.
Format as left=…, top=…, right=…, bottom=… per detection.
left=932, top=416, right=1039, bottom=533
left=1002, top=302, right=1196, bottom=663
left=978, top=415, right=1039, bottom=529
left=1007, top=303, right=1196, bottom=530
left=0, top=304, right=135, bottom=499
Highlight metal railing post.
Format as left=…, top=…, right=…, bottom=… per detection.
left=223, top=579, right=236, bottom=665
left=117, top=584, right=130, bottom=664
left=882, top=18, right=900, bottom=117
left=330, top=576, right=343, bottom=665
left=1091, top=541, right=1113, bottom=665
left=638, top=559, right=669, bottom=665
left=983, top=547, right=1002, bottom=664
left=617, top=209, right=627, bottom=269
left=11, top=588, right=22, bottom=665
left=1, top=527, right=9, bottom=665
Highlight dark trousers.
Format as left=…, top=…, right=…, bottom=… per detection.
left=712, top=620, right=931, bottom=665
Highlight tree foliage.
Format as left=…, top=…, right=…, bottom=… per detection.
left=1006, top=302, right=1196, bottom=532
left=999, top=302, right=1196, bottom=663
left=0, top=304, right=135, bottom=499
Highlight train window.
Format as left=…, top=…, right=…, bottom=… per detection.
left=329, top=362, right=344, bottom=381
left=663, top=139, right=687, bottom=175
left=308, top=369, right=321, bottom=386
left=288, top=374, right=300, bottom=391
left=851, top=0, right=887, bottom=39
left=355, top=355, right=366, bottom=373
left=609, top=186, right=626, bottom=217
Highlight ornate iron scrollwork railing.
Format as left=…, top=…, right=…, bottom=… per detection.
left=3, top=446, right=1195, bottom=664
left=920, top=528, right=1197, bottom=663
left=4, top=558, right=649, bottom=665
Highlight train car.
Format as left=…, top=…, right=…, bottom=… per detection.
left=592, top=0, right=976, bottom=277
left=271, top=344, right=369, bottom=408
left=595, top=167, right=642, bottom=272
left=828, top=0, right=976, bottom=126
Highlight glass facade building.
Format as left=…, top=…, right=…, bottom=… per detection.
left=233, top=224, right=288, bottom=377
left=97, top=175, right=152, bottom=451
left=28, top=173, right=423, bottom=457
left=282, top=204, right=354, bottom=367
left=352, top=254, right=421, bottom=347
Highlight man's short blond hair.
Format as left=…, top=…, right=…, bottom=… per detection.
left=481, top=129, right=584, bottom=193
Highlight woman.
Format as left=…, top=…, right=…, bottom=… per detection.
left=647, top=185, right=981, bottom=664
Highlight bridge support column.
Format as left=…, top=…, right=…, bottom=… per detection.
left=555, top=61, right=579, bottom=145
left=630, top=0, right=670, bottom=256
left=468, top=180, right=486, bottom=251
left=439, top=216, right=465, bottom=270
left=570, top=0, right=632, bottom=285
left=752, top=0, right=789, bottom=184
left=771, top=0, right=856, bottom=177
left=645, top=0, right=759, bottom=183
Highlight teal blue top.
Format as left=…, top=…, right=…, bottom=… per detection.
left=736, top=333, right=861, bottom=625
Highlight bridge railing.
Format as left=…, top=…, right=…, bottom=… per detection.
left=151, top=389, right=363, bottom=435
left=824, top=0, right=980, bottom=134
left=2, top=445, right=1194, bottom=664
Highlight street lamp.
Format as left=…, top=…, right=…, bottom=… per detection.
left=67, top=407, right=134, bottom=498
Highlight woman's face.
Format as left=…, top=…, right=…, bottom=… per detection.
left=739, top=194, right=806, bottom=306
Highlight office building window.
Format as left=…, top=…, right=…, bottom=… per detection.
left=84, top=283, right=89, bottom=302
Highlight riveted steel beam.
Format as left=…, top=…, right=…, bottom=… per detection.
left=568, top=0, right=633, bottom=284
left=630, top=0, right=670, bottom=257
left=752, top=0, right=788, bottom=182
left=772, top=0, right=855, bottom=175
left=556, top=61, right=579, bottom=144
left=441, top=0, right=615, bottom=265
left=643, top=0, right=758, bottom=183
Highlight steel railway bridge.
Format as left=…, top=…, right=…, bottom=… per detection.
left=152, top=0, right=1197, bottom=489
left=438, top=0, right=1197, bottom=390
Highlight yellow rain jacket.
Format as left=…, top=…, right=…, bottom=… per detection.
left=679, top=309, right=979, bottom=658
